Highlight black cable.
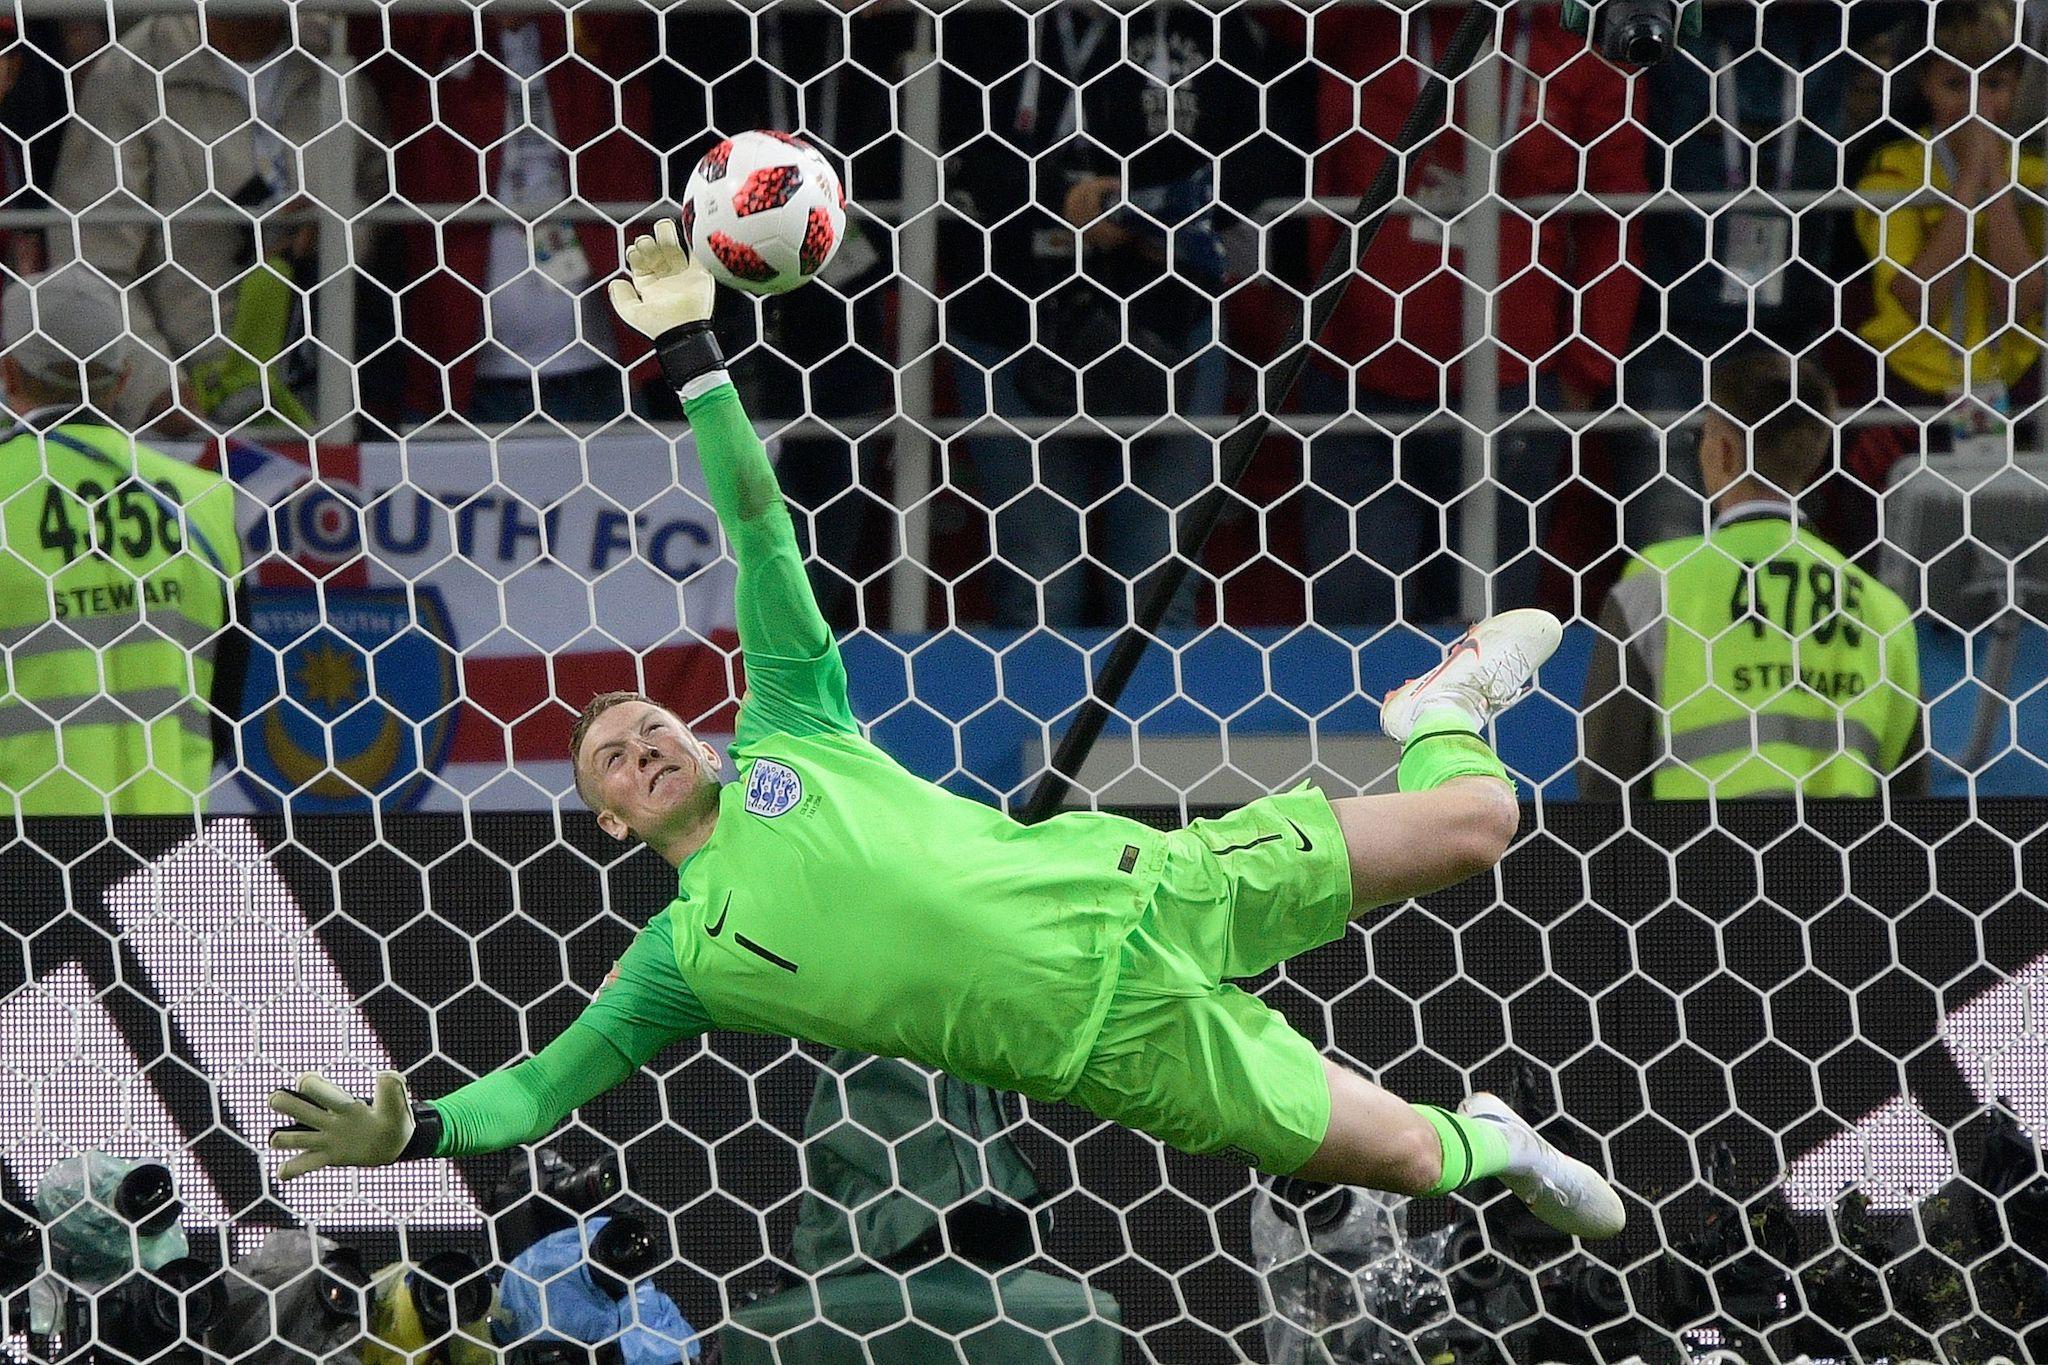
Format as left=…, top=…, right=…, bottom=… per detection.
left=1022, top=2, right=1503, bottom=823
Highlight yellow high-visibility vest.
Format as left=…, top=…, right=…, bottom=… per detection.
left=0, top=418, right=241, bottom=814
left=1613, top=515, right=1919, bottom=798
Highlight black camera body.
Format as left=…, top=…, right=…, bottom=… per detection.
left=489, top=1147, right=624, bottom=1263
left=68, top=1258, right=225, bottom=1365
left=1561, top=0, right=1699, bottom=67
left=1, top=1203, right=41, bottom=1297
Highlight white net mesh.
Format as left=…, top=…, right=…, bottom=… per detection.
left=3, top=0, right=2048, bottom=1361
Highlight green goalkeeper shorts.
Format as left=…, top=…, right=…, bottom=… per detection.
left=1066, top=785, right=1353, bottom=1175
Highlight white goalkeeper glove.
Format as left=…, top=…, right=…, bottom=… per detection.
left=268, top=1070, right=436, bottom=1181
left=608, top=218, right=715, bottom=338
left=610, top=218, right=727, bottom=395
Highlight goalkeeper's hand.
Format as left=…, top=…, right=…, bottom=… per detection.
left=267, top=1071, right=419, bottom=1181
left=608, top=218, right=714, bottom=339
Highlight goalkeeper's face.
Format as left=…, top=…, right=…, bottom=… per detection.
left=577, top=700, right=723, bottom=847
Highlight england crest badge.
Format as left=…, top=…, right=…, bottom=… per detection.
left=744, top=759, right=803, bottom=817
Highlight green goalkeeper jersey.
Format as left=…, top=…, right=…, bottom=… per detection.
left=427, top=383, right=1167, bottom=1157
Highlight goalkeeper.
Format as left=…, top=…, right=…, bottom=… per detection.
left=271, top=220, right=1624, bottom=1241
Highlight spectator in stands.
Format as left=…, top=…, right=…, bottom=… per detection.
left=939, top=1, right=1276, bottom=628
left=1579, top=351, right=1925, bottom=801
left=1840, top=5, right=1924, bottom=176
left=50, top=9, right=386, bottom=431
left=0, top=17, right=126, bottom=328
left=1854, top=0, right=2045, bottom=455
left=0, top=267, right=246, bottom=815
left=1622, top=0, right=1852, bottom=552
left=1288, top=0, right=1645, bottom=623
left=368, top=11, right=659, bottom=425
left=2, top=14, right=114, bottom=276
left=0, top=18, right=52, bottom=282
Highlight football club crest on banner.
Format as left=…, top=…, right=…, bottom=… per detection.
left=237, top=588, right=459, bottom=812
left=744, top=760, right=803, bottom=817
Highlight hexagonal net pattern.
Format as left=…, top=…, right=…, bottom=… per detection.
left=1, top=1, right=2046, bottom=1363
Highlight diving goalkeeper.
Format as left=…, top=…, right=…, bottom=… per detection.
left=270, top=220, right=1625, bottom=1240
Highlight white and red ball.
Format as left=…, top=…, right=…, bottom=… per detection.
left=681, top=130, right=846, bottom=296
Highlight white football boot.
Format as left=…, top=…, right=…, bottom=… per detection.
left=1379, top=608, right=1564, bottom=743
left=1460, top=1092, right=1627, bottom=1240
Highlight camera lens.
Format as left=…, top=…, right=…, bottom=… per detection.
left=0, top=1204, right=37, bottom=1266
left=1268, top=1178, right=1351, bottom=1234
left=156, top=1257, right=225, bottom=1335
left=588, top=1216, right=660, bottom=1302
left=314, top=1244, right=370, bottom=1323
left=1444, top=1224, right=1511, bottom=1294
left=564, top=1155, right=622, bottom=1211
left=535, top=1152, right=622, bottom=1213
left=113, top=1163, right=182, bottom=1238
left=1556, top=1257, right=1628, bottom=1325
left=410, top=1250, right=492, bottom=1332
left=1592, top=0, right=1680, bottom=67
left=98, top=1256, right=224, bottom=1350
left=1618, top=18, right=1673, bottom=65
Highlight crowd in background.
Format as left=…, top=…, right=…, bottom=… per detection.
left=0, top=9, right=2030, bottom=1362
left=0, top=0, right=2039, bottom=632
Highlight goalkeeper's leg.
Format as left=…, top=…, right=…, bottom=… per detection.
left=1077, top=610, right=1622, bottom=1235
left=1293, top=1060, right=1626, bottom=1240
left=1328, top=774, right=1520, bottom=910
left=1290, top=608, right=1622, bottom=1238
left=1338, top=607, right=1568, bottom=907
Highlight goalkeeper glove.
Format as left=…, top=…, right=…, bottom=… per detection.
left=608, top=218, right=725, bottom=393
left=267, top=1071, right=441, bottom=1181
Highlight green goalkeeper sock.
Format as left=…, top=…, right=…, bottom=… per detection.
left=1397, top=705, right=1511, bottom=792
left=1413, top=1103, right=1513, bottom=1197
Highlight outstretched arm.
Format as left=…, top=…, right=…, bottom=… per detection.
left=686, top=388, right=833, bottom=668
left=433, top=1026, right=642, bottom=1157
left=267, top=1030, right=637, bottom=1177
left=612, top=220, right=853, bottom=740
left=268, top=915, right=711, bottom=1176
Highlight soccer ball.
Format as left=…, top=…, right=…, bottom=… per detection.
left=681, top=130, right=846, bottom=296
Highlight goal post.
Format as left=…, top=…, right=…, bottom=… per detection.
left=1, top=1, right=2046, bottom=1363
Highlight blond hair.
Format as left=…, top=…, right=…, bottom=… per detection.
left=1932, top=0, right=2020, bottom=71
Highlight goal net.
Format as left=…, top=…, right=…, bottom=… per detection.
left=3, top=0, right=2047, bottom=1362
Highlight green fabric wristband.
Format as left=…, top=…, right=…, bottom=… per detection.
left=1413, top=1103, right=1512, bottom=1198
left=1397, top=720, right=1511, bottom=793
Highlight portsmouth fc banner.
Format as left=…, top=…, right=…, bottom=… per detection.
left=212, top=430, right=755, bottom=811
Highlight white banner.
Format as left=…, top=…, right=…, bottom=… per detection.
left=213, top=429, right=759, bottom=812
